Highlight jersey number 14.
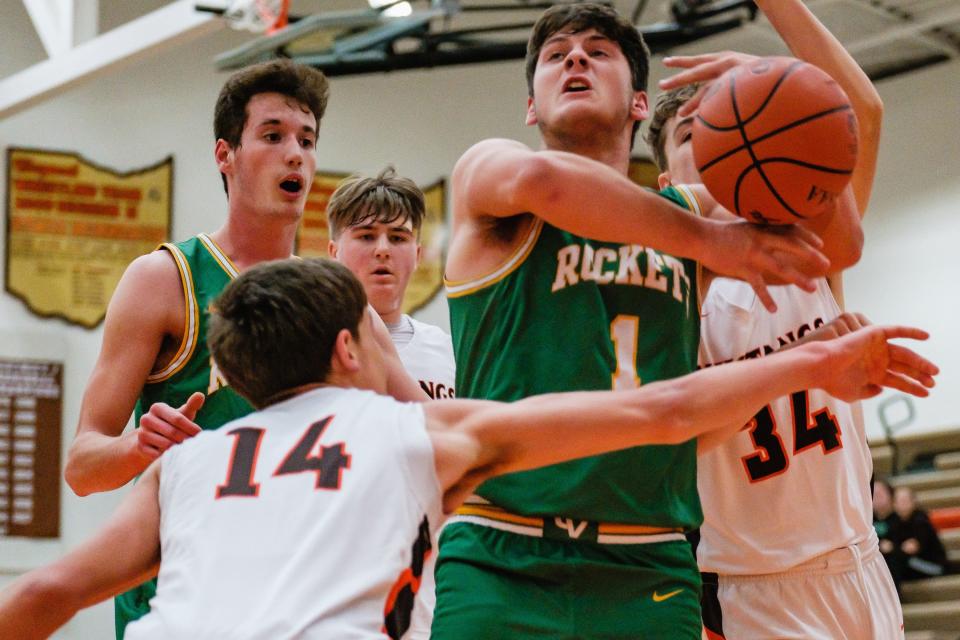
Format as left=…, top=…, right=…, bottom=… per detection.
left=216, top=416, right=352, bottom=498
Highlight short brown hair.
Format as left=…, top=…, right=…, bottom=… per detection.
left=645, top=83, right=700, bottom=171
left=525, top=3, right=650, bottom=147
left=326, top=166, right=426, bottom=239
left=208, top=258, right=367, bottom=408
left=214, top=59, right=330, bottom=192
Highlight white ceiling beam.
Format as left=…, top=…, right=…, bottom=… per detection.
left=21, top=0, right=67, bottom=57
left=21, top=0, right=97, bottom=56
left=72, top=0, right=99, bottom=48
left=0, top=0, right=224, bottom=120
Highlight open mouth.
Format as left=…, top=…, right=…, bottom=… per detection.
left=280, top=176, right=303, bottom=194
left=373, top=267, right=392, bottom=276
left=563, top=79, right=591, bottom=93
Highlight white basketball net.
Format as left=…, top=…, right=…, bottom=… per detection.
left=224, top=0, right=289, bottom=33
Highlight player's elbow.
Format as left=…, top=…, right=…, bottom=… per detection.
left=510, top=154, right=565, bottom=211
left=831, top=224, right=864, bottom=272
left=63, top=450, right=96, bottom=497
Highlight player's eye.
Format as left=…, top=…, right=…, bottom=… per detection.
left=264, top=132, right=281, bottom=142
left=301, top=137, right=315, bottom=149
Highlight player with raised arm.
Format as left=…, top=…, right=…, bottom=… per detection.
left=435, top=4, right=843, bottom=637
left=648, top=1, right=903, bottom=637
left=0, top=257, right=937, bottom=640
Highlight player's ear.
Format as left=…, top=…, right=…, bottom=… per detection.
left=328, top=239, right=339, bottom=259
left=525, top=96, right=538, bottom=126
left=415, top=242, right=422, bottom=266
left=215, top=139, right=235, bottom=173
left=630, top=90, right=648, bottom=122
left=657, top=171, right=672, bottom=190
left=330, top=328, right=361, bottom=376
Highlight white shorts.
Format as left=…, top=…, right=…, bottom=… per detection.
left=714, top=537, right=903, bottom=640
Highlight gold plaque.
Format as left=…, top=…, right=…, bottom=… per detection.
left=295, top=171, right=447, bottom=315
left=5, top=148, right=172, bottom=328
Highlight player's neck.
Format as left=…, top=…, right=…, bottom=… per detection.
left=542, top=130, right=632, bottom=174
left=210, top=215, right=298, bottom=271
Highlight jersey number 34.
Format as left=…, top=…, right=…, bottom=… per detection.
left=742, top=391, right=842, bottom=482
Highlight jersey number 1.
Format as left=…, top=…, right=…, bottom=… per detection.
left=611, top=315, right=642, bottom=390
left=742, top=391, right=842, bottom=482
left=216, top=416, right=352, bottom=498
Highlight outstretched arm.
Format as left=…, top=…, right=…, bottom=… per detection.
left=450, top=137, right=830, bottom=311
left=0, top=463, right=162, bottom=638
left=428, top=325, right=937, bottom=511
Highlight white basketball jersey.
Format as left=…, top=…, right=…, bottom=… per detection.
left=697, top=278, right=874, bottom=575
left=395, top=316, right=455, bottom=639
left=125, top=387, right=442, bottom=640
left=398, top=316, right=456, bottom=400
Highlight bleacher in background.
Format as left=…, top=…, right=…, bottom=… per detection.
left=871, top=427, right=960, bottom=639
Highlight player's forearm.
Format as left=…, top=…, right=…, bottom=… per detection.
left=516, top=151, right=711, bottom=254
left=0, top=567, right=82, bottom=639
left=471, top=346, right=826, bottom=476
left=64, top=429, right=148, bottom=496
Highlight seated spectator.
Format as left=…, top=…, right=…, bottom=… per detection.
left=894, top=485, right=949, bottom=581
left=874, top=478, right=948, bottom=596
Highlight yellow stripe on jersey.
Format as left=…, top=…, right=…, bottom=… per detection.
left=445, top=217, right=544, bottom=298
left=147, top=244, right=200, bottom=383
left=198, top=233, right=240, bottom=279
left=672, top=184, right=706, bottom=317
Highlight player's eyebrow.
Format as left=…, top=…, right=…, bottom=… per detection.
left=674, top=116, right=695, bottom=140
left=543, top=32, right=614, bottom=48
left=255, top=118, right=317, bottom=136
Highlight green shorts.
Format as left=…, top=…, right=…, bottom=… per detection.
left=114, top=578, right=155, bottom=639
left=432, top=522, right=701, bottom=639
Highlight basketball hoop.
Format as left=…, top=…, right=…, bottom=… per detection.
left=223, top=0, right=290, bottom=34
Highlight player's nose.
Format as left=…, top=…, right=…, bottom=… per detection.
left=284, top=137, right=304, bottom=167
left=565, top=48, right=588, bottom=68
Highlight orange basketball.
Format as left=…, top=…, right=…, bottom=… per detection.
left=692, top=56, right=859, bottom=224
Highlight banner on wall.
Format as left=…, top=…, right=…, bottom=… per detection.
left=296, top=170, right=447, bottom=315
left=5, top=148, right=172, bottom=328
left=0, top=357, right=61, bottom=539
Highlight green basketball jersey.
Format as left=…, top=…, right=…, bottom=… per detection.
left=116, top=233, right=253, bottom=639
left=446, top=186, right=703, bottom=528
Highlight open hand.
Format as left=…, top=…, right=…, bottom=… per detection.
left=819, top=326, right=938, bottom=402
left=660, top=52, right=763, bottom=117
left=137, top=392, right=204, bottom=459
left=706, top=218, right=830, bottom=312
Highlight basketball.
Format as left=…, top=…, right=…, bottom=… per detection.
left=692, top=56, right=859, bottom=224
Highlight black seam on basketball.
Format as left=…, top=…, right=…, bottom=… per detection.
left=696, top=104, right=853, bottom=175
left=695, top=60, right=805, bottom=133
left=755, top=158, right=854, bottom=175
